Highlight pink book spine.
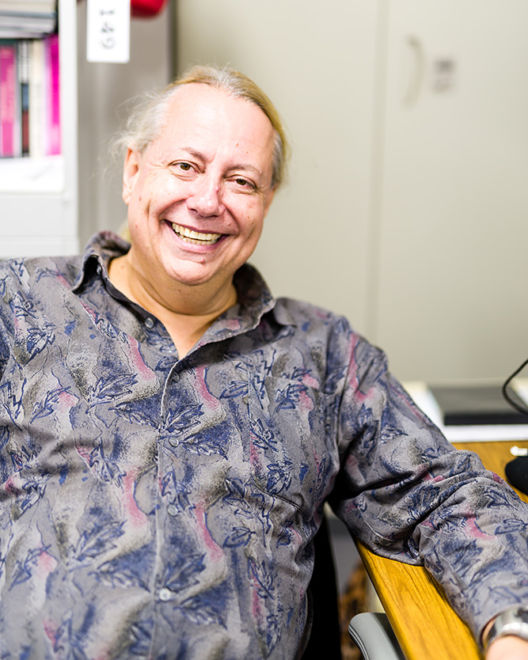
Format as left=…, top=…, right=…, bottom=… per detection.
left=0, top=43, right=17, bottom=157
left=45, top=34, right=60, bottom=156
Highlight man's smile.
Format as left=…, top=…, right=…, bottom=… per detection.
left=171, top=222, right=223, bottom=245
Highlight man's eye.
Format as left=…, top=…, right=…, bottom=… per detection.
left=231, top=177, right=256, bottom=191
left=171, top=161, right=195, bottom=174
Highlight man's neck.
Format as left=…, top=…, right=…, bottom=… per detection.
left=108, top=254, right=237, bottom=357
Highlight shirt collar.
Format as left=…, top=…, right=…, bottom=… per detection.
left=72, top=231, right=131, bottom=292
left=234, top=264, right=298, bottom=328
left=70, top=231, right=297, bottom=332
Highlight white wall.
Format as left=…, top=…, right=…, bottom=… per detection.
left=76, top=2, right=172, bottom=246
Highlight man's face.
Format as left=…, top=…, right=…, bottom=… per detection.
left=122, top=83, right=276, bottom=294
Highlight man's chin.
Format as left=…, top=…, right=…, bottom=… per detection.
left=164, top=263, right=226, bottom=289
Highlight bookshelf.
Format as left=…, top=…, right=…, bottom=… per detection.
left=0, top=0, right=78, bottom=258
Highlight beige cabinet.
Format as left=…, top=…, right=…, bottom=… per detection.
left=175, top=0, right=528, bottom=383
left=374, top=0, right=528, bottom=381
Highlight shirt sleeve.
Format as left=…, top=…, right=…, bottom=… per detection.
left=328, top=329, right=528, bottom=643
left=0, top=298, right=11, bottom=382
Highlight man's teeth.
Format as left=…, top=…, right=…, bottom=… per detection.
left=171, top=223, right=221, bottom=245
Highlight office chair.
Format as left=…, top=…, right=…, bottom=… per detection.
left=303, top=514, right=343, bottom=659
left=348, top=612, right=405, bottom=660
left=303, top=513, right=404, bottom=660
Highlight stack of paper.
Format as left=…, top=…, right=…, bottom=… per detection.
left=0, top=1, right=57, bottom=39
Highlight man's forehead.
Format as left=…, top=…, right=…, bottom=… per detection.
left=164, top=83, right=272, bottom=135
left=156, top=83, right=275, bottom=167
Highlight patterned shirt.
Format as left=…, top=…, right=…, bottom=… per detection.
left=0, top=231, right=527, bottom=659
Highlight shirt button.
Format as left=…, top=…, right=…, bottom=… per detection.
left=144, top=317, right=154, bottom=329
left=159, top=587, right=173, bottom=602
left=167, top=504, right=179, bottom=517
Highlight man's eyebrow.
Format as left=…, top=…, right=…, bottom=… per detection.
left=178, top=147, right=205, bottom=161
left=228, top=163, right=263, bottom=178
left=178, top=148, right=264, bottom=179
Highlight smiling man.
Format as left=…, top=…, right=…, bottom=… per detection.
left=0, top=66, right=528, bottom=659
left=109, top=80, right=276, bottom=357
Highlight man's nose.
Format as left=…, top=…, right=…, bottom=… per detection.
left=187, top=174, right=225, bottom=217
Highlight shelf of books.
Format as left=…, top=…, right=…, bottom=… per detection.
left=0, top=0, right=78, bottom=257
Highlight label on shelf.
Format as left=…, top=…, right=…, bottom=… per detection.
left=87, top=0, right=130, bottom=63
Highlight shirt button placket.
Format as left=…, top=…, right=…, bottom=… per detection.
left=156, top=365, right=184, bottom=613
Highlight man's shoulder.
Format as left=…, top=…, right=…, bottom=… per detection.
left=0, top=253, right=82, bottom=291
left=273, top=296, right=353, bottom=334
left=271, top=297, right=379, bottom=363
left=0, top=231, right=126, bottom=287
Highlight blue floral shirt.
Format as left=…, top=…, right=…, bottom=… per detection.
left=0, top=231, right=527, bottom=659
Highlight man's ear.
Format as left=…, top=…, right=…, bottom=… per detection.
left=122, top=148, right=140, bottom=204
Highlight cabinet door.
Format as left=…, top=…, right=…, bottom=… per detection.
left=373, top=0, right=528, bottom=381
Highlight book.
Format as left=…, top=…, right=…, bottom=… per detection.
left=0, top=1, right=56, bottom=8
left=0, top=1, right=57, bottom=39
left=430, top=383, right=528, bottom=426
left=43, top=32, right=59, bottom=155
left=18, top=39, right=30, bottom=155
left=28, top=37, right=44, bottom=158
left=0, top=39, right=20, bottom=157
